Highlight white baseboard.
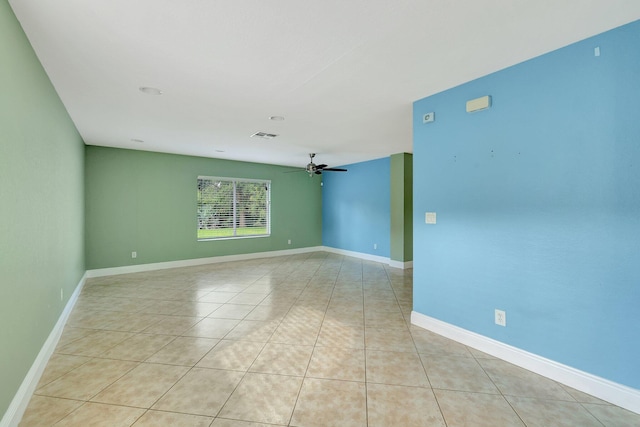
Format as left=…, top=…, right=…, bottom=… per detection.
left=322, top=247, right=412, bottom=270
left=86, top=246, right=325, bottom=278
left=411, top=311, right=640, bottom=415
left=321, top=246, right=390, bottom=264
left=87, top=246, right=413, bottom=278
left=389, top=260, right=413, bottom=269
left=1, top=273, right=87, bottom=427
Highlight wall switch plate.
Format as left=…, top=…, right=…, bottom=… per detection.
left=495, top=309, right=506, bottom=326
left=594, top=46, right=600, bottom=57
left=287, top=239, right=291, bottom=245
left=374, top=243, right=377, bottom=250
left=60, top=288, right=64, bottom=301
left=131, top=251, right=137, bottom=258
left=425, top=212, right=437, bottom=224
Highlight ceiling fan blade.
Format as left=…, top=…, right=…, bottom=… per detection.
left=314, top=170, right=323, bottom=175
left=321, top=168, right=347, bottom=172
left=316, top=164, right=328, bottom=169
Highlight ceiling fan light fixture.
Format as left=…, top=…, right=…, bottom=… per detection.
left=303, top=153, right=347, bottom=176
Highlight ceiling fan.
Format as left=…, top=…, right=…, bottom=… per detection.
left=302, top=153, right=348, bottom=176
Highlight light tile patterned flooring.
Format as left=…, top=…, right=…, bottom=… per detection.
left=20, top=252, right=639, bottom=426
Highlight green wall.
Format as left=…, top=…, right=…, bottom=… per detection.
left=0, top=0, right=85, bottom=418
left=85, top=146, right=323, bottom=269
left=390, top=153, right=413, bottom=262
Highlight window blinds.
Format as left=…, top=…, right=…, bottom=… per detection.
left=197, top=176, right=270, bottom=240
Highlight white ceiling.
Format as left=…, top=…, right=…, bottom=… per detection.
left=9, top=1, right=640, bottom=168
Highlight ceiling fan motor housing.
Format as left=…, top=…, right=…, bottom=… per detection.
left=302, top=153, right=346, bottom=175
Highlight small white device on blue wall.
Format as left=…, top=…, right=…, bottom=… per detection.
left=466, top=95, right=492, bottom=113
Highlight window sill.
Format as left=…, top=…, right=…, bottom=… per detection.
left=197, top=234, right=270, bottom=242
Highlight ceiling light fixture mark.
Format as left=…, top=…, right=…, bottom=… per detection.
left=269, top=116, right=285, bottom=121
left=130, top=138, right=145, bottom=143
left=139, top=86, right=163, bottom=95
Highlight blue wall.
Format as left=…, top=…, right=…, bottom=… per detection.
left=413, top=20, right=640, bottom=389
left=322, top=157, right=390, bottom=257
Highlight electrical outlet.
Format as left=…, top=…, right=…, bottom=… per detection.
left=60, top=288, right=64, bottom=301
left=495, top=309, right=506, bottom=326
left=373, top=243, right=377, bottom=250
left=287, top=239, right=291, bottom=245
left=131, top=251, right=137, bottom=259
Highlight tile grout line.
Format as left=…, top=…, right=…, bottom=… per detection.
left=471, top=351, right=529, bottom=426
left=204, top=263, right=297, bottom=422
left=362, top=259, right=371, bottom=427
left=207, top=251, right=324, bottom=425
left=390, top=263, right=452, bottom=427
left=89, top=257, right=288, bottom=423
left=287, top=253, right=341, bottom=427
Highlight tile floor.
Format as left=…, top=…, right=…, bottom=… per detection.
left=19, top=252, right=640, bottom=426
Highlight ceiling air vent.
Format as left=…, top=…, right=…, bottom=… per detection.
left=251, top=131, right=278, bottom=139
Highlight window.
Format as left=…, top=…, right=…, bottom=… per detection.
left=197, top=176, right=270, bottom=240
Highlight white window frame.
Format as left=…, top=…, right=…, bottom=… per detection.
left=197, top=176, right=271, bottom=241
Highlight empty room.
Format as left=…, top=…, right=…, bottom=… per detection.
left=1, top=1, right=640, bottom=426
